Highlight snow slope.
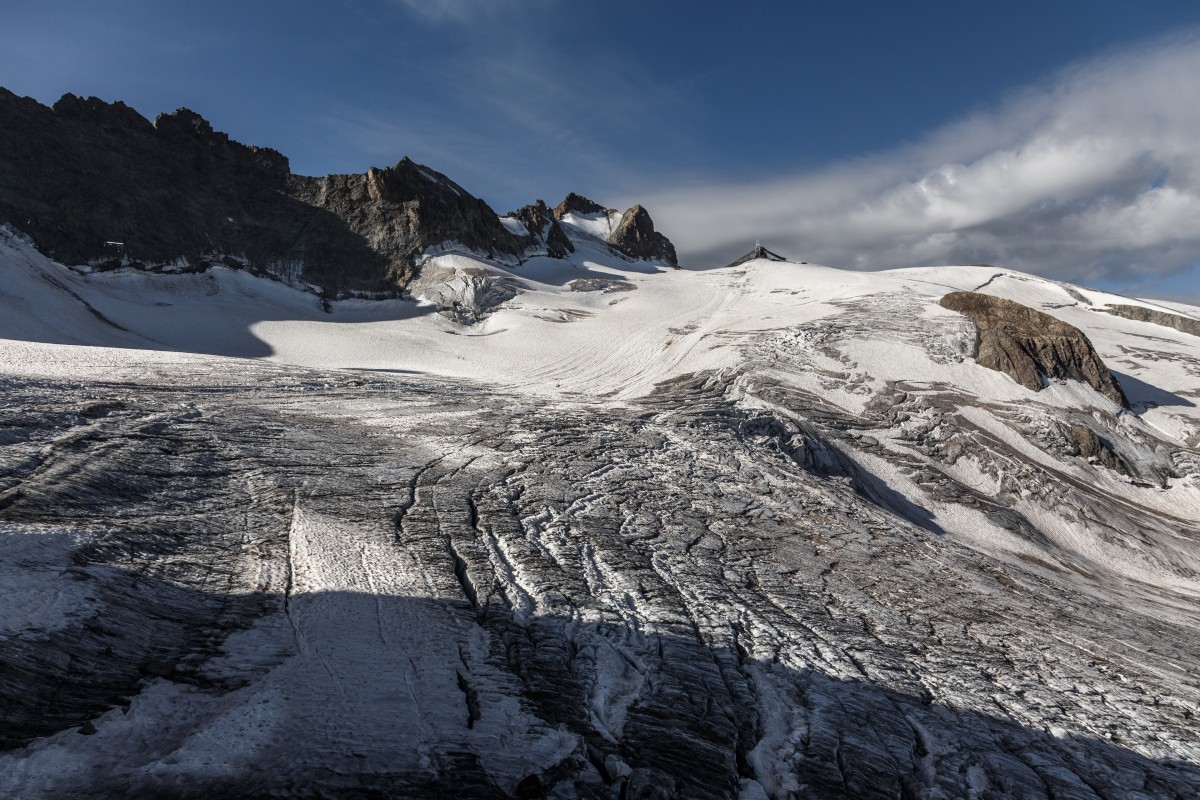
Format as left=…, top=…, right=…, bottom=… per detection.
left=6, top=228, right=1198, bottom=410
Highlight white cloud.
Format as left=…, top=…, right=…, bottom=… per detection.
left=638, top=30, right=1200, bottom=291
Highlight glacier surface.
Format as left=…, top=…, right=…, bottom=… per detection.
left=1, top=229, right=1199, bottom=798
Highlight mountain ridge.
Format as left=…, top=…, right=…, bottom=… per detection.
left=0, top=88, right=678, bottom=298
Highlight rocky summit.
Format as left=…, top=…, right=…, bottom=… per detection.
left=552, top=192, right=610, bottom=219
left=724, top=243, right=790, bottom=269
left=606, top=205, right=678, bottom=266
left=0, top=89, right=677, bottom=298
left=506, top=199, right=576, bottom=260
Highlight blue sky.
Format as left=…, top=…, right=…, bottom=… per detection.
left=4, top=1, right=1200, bottom=300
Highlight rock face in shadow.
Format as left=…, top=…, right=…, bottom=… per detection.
left=940, top=291, right=1129, bottom=407
left=0, top=89, right=529, bottom=296
left=0, top=89, right=677, bottom=297
left=288, top=158, right=531, bottom=293
left=0, top=92, right=336, bottom=280
left=607, top=204, right=678, bottom=266
left=1103, top=304, right=1200, bottom=337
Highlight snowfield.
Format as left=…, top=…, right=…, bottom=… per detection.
left=2, top=226, right=1199, bottom=799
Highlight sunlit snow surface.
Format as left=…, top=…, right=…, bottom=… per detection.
left=1, top=227, right=1199, bottom=799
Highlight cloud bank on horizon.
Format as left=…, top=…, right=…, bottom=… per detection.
left=642, top=31, right=1200, bottom=294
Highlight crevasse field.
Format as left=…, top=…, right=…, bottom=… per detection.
left=2, top=222, right=1199, bottom=799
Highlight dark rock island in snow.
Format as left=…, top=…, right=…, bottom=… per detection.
left=1102, top=303, right=1200, bottom=337
left=940, top=290, right=1130, bottom=407
left=606, top=204, right=678, bottom=266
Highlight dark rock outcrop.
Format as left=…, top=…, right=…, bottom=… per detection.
left=1102, top=304, right=1200, bottom=337
left=569, top=277, right=635, bottom=293
left=544, top=219, right=574, bottom=260
left=552, top=192, right=609, bottom=219
left=1064, top=423, right=1130, bottom=474
left=939, top=291, right=1129, bottom=407
left=724, top=243, right=789, bottom=268
left=288, top=158, right=527, bottom=291
left=0, top=90, right=331, bottom=279
left=607, top=204, right=678, bottom=266
left=549, top=192, right=680, bottom=266
left=506, top=199, right=574, bottom=259
left=1, top=90, right=643, bottom=296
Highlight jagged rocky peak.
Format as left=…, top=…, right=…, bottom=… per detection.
left=0, top=87, right=682, bottom=296
left=0, top=90, right=530, bottom=295
left=608, top=204, right=678, bottom=266
left=552, top=192, right=611, bottom=219
left=939, top=291, right=1130, bottom=407
left=725, top=243, right=789, bottom=268
left=155, top=106, right=219, bottom=139
left=549, top=191, right=679, bottom=266
left=0, top=89, right=308, bottom=276
left=290, top=156, right=529, bottom=288
left=505, top=199, right=574, bottom=259
left=156, top=106, right=291, bottom=176
left=507, top=198, right=553, bottom=237
left=361, top=156, right=476, bottom=203
left=50, top=92, right=154, bottom=133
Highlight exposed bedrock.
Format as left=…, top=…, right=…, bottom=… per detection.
left=1102, top=304, right=1200, bottom=337
left=291, top=158, right=528, bottom=291
left=1064, top=423, right=1130, bottom=475
left=939, top=291, right=1129, bottom=407
left=506, top=199, right=575, bottom=259
left=552, top=192, right=610, bottom=219
left=548, top=192, right=679, bottom=266
left=607, top=204, right=678, bottom=266
left=724, top=243, right=789, bottom=269
left=0, top=87, right=531, bottom=295
left=0, top=89, right=678, bottom=298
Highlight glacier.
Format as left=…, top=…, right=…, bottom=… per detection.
left=1, top=226, right=1199, bottom=799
